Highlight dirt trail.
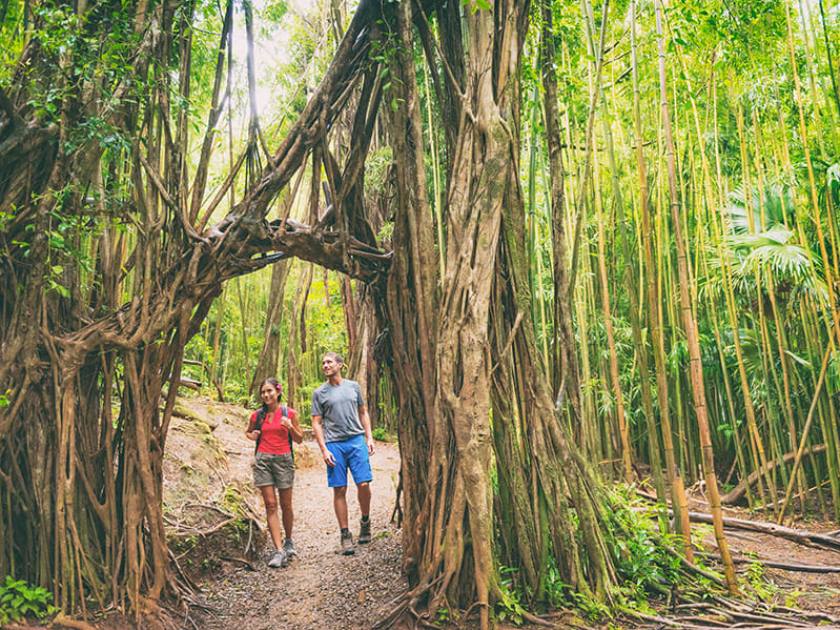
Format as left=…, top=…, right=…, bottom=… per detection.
left=167, top=397, right=840, bottom=630
left=165, top=397, right=406, bottom=630
left=694, top=502, right=840, bottom=619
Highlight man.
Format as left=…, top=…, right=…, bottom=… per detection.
left=311, top=352, right=375, bottom=555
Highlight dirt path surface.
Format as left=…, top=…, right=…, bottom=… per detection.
left=165, top=397, right=406, bottom=630
left=166, top=397, right=840, bottom=630
left=696, top=505, right=840, bottom=620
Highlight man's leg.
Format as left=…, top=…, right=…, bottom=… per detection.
left=357, top=481, right=372, bottom=544
left=333, top=485, right=355, bottom=555
left=348, top=437, right=373, bottom=544
left=357, top=481, right=371, bottom=518
left=327, top=440, right=355, bottom=554
left=333, top=485, right=349, bottom=529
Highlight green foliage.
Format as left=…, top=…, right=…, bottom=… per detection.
left=371, top=426, right=394, bottom=442
left=492, top=490, right=719, bottom=624
left=462, top=0, right=492, bottom=13
left=369, top=30, right=403, bottom=112
left=716, top=180, right=829, bottom=306
left=495, top=566, right=527, bottom=624
left=602, top=489, right=683, bottom=602
left=725, top=182, right=793, bottom=233
left=740, top=557, right=779, bottom=602
left=435, top=606, right=449, bottom=623
left=0, top=577, right=58, bottom=625
left=263, top=0, right=288, bottom=22
left=539, top=556, right=611, bottom=621
left=366, top=146, right=394, bottom=197
left=668, top=0, right=786, bottom=70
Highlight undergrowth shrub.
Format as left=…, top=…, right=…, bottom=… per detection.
left=0, top=576, right=58, bottom=625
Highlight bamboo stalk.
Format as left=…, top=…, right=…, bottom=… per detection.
left=631, top=0, right=691, bottom=553
left=777, top=344, right=832, bottom=522
left=654, top=0, right=738, bottom=593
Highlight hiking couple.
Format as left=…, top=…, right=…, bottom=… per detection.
left=246, top=351, right=375, bottom=568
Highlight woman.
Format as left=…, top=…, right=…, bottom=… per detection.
left=246, top=377, right=304, bottom=568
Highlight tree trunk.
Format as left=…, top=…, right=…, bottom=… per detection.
left=381, top=4, right=621, bottom=627
left=250, top=260, right=291, bottom=397
left=1, top=0, right=388, bottom=617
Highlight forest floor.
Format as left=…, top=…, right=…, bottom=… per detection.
left=162, top=396, right=407, bottom=630
left=688, top=497, right=840, bottom=621
left=37, top=395, right=840, bottom=629
left=163, top=396, right=840, bottom=629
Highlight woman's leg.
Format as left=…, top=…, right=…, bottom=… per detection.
left=259, top=485, right=283, bottom=549
left=277, top=487, right=294, bottom=540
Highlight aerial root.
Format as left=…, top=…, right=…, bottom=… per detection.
left=374, top=574, right=454, bottom=630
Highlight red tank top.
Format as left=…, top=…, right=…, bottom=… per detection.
left=249, top=407, right=297, bottom=456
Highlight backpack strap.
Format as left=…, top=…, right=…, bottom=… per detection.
left=282, top=404, right=295, bottom=462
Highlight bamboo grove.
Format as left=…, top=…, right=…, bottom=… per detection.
left=1, top=0, right=839, bottom=627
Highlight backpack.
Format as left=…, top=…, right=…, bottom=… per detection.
left=254, top=404, right=295, bottom=461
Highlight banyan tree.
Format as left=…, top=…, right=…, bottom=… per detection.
left=2, top=0, right=832, bottom=627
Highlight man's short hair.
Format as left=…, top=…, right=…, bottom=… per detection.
left=323, top=351, right=344, bottom=365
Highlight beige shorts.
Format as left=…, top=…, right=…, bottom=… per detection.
left=253, top=452, right=294, bottom=489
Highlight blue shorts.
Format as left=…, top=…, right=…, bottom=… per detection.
left=326, top=434, right=373, bottom=488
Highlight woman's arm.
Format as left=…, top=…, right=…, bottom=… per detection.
left=245, top=413, right=260, bottom=441
left=283, top=409, right=304, bottom=443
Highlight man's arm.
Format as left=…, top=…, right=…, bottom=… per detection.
left=359, top=404, right=374, bottom=455
left=312, top=414, right=335, bottom=466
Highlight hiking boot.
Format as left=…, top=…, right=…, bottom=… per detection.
left=339, top=531, right=355, bottom=556
left=283, top=538, right=297, bottom=558
left=358, top=518, right=372, bottom=545
left=267, top=549, right=287, bottom=568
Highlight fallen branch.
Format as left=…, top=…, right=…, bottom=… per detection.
left=750, top=479, right=831, bottom=512
left=686, top=510, right=840, bottom=553
left=168, top=547, right=199, bottom=593
left=731, top=556, right=840, bottom=573
left=720, top=445, right=826, bottom=505
left=219, top=555, right=257, bottom=571
left=705, top=550, right=840, bottom=579
left=635, top=497, right=840, bottom=554
left=169, top=516, right=239, bottom=537
left=178, top=376, right=202, bottom=390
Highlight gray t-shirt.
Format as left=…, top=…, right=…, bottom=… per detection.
left=311, top=379, right=366, bottom=443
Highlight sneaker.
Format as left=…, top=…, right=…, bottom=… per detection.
left=267, top=549, right=287, bottom=568
left=339, top=531, right=355, bottom=556
left=358, top=519, right=372, bottom=545
left=283, top=538, right=297, bottom=558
